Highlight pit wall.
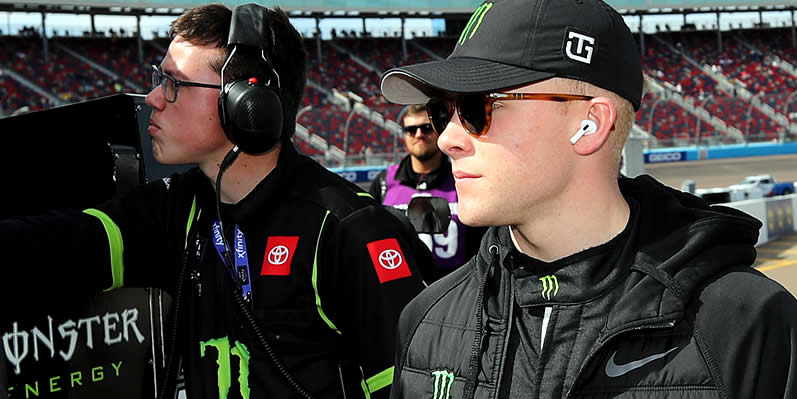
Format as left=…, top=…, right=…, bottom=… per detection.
left=643, top=142, right=797, bottom=164
left=722, top=194, right=796, bottom=247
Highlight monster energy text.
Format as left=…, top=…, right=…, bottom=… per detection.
left=7, top=361, right=123, bottom=398
left=2, top=309, right=145, bottom=375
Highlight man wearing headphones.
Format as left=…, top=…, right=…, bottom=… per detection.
left=0, top=4, right=430, bottom=399
left=380, top=0, right=797, bottom=398
left=369, top=104, right=484, bottom=282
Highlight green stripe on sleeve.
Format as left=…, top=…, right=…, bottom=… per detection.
left=357, top=192, right=374, bottom=200
left=83, top=208, right=124, bottom=291
left=184, top=196, right=197, bottom=249
left=312, top=210, right=341, bottom=334
left=361, top=379, right=371, bottom=399
left=363, top=366, right=394, bottom=395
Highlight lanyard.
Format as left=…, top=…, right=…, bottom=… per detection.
left=211, top=220, right=253, bottom=303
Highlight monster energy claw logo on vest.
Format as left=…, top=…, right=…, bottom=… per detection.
left=458, top=2, right=493, bottom=45
left=540, top=275, right=559, bottom=300
left=200, top=337, right=252, bottom=399
left=431, top=370, right=454, bottom=399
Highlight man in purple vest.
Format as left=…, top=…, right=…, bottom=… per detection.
left=370, top=104, right=485, bottom=282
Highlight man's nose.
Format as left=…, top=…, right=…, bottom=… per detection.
left=437, top=114, right=472, bottom=158
left=145, top=85, right=165, bottom=110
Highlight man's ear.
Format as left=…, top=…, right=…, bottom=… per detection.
left=571, top=97, right=616, bottom=156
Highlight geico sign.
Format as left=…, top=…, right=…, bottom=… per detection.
left=339, top=172, right=357, bottom=182
left=367, top=170, right=382, bottom=180
left=648, top=152, right=683, bottom=163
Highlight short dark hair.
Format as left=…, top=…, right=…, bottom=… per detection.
left=169, top=3, right=307, bottom=144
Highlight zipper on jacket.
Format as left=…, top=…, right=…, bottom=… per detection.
left=540, top=307, right=553, bottom=350
left=463, top=252, right=496, bottom=399
left=563, top=320, right=677, bottom=399
left=491, top=252, right=515, bottom=399
left=337, top=364, right=348, bottom=399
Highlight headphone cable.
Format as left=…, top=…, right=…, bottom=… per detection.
left=215, top=145, right=241, bottom=271
left=215, top=145, right=315, bottom=399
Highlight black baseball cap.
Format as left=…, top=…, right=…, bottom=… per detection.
left=380, top=0, right=643, bottom=110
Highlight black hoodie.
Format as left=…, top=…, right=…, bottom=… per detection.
left=391, top=175, right=797, bottom=399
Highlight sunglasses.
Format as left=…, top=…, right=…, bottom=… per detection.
left=403, top=123, right=435, bottom=135
left=426, top=92, right=594, bottom=137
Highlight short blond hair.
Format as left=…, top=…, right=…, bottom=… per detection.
left=559, top=78, right=636, bottom=165
left=401, top=104, right=427, bottom=125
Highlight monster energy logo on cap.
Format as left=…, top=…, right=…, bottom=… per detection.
left=431, top=369, right=455, bottom=399
left=458, top=2, right=494, bottom=45
left=539, top=275, right=559, bottom=300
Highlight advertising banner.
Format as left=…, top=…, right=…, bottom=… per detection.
left=2, top=289, right=166, bottom=399
left=0, top=94, right=178, bottom=399
left=644, top=151, right=687, bottom=164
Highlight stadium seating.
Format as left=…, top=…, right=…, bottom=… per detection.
left=2, top=27, right=795, bottom=156
left=0, top=75, right=52, bottom=115
left=637, top=92, right=718, bottom=143
left=638, top=29, right=792, bottom=143
left=1, top=36, right=124, bottom=102
left=62, top=37, right=164, bottom=90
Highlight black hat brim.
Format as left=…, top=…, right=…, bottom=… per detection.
left=381, top=57, right=556, bottom=105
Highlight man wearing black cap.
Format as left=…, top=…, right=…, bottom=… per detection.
left=381, top=0, right=797, bottom=398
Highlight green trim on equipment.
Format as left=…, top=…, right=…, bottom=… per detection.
left=83, top=208, right=124, bottom=291
left=312, top=210, right=340, bottom=334
left=363, top=366, right=394, bottom=395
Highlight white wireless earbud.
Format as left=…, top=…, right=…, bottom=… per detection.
left=569, top=120, right=598, bottom=144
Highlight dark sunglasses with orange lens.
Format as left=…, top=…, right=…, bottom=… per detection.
left=426, top=92, right=594, bottom=137
left=403, top=123, right=435, bottom=135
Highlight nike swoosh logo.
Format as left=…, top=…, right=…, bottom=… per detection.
left=605, top=347, right=678, bottom=378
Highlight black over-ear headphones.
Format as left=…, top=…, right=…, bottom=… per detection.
left=218, top=3, right=283, bottom=155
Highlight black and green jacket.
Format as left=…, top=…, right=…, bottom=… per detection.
left=1, top=144, right=431, bottom=398
left=391, top=175, right=797, bottom=399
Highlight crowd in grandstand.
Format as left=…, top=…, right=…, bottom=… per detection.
left=2, top=24, right=797, bottom=159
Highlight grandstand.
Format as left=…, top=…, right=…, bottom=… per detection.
left=1, top=0, right=797, bottom=167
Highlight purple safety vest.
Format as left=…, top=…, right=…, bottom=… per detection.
left=382, top=164, right=468, bottom=270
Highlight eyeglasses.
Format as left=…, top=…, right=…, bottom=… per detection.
left=426, top=92, right=594, bottom=137
left=151, top=65, right=221, bottom=103
left=403, top=123, right=435, bottom=135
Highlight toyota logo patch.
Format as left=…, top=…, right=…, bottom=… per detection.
left=366, top=238, right=412, bottom=283
left=378, top=249, right=403, bottom=270
left=268, top=245, right=290, bottom=265
left=261, top=236, right=299, bottom=276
